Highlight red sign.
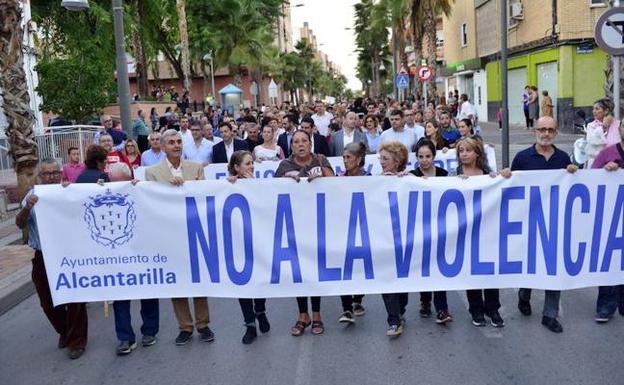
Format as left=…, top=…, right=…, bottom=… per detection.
left=417, top=65, right=434, bottom=81
left=409, top=65, right=418, bottom=75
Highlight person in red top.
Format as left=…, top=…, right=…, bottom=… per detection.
left=123, top=139, right=141, bottom=169
left=99, top=132, right=130, bottom=172
left=61, top=147, right=86, bottom=183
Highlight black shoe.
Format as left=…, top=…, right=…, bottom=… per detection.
left=419, top=302, right=432, bottom=318
left=486, top=311, right=505, bottom=327
left=198, top=327, right=215, bottom=343
left=518, top=300, right=532, bottom=316
left=541, top=316, right=563, bottom=333
left=338, top=310, right=355, bottom=324
left=471, top=313, right=486, bottom=327
left=175, top=331, right=193, bottom=345
left=57, top=335, right=67, bottom=349
left=256, top=312, right=271, bottom=333
left=116, top=340, right=137, bottom=356
left=68, top=348, right=85, bottom=360
left=242, top=326, right=257, bottom=345
left=141, top=335, right=157, bottom=347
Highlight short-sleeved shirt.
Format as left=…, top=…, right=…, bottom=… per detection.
left=275, top=153, right=333, bottom=178
left=410, top=166, right=449, bottom=177
left=511, top=144, right=571, bottom=171
left=21, top=189, right=40, bottom=250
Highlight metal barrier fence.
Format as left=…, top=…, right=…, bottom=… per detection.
left=36, top=125, right=103, bottom=164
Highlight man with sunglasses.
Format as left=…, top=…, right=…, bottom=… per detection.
left=506, top=116, right=578, bottom=333
left=16, top=159, right=89, bottom=359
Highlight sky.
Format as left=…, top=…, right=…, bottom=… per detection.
left=289, top=0, right=361, bottom=90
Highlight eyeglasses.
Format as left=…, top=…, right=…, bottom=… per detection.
left=535, top=127, right=556, bottom=134
left=39, top=171, right=61, bottom=177
left=104, top=119, right=112, bottom=123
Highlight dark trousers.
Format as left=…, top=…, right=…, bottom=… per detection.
left=31, top=251, right=88, bottom=350
left=137, top=135, right=149, bottom=153
left=524, top=108, right=532, bottom=128
left=466, top=289, right=500, bottom=316
left=296, top=297, right=320, bottom=313
left=596, top=285, right=624, bottom=316
left=340, top=294, right=364, bottom=312
left=238, top=298, right=267, bottom=325
left=382, top=293, right=408, bottom=326
left=420, top=291, right=448, bottom=312
left=518, top=289, right=560, bottom=318
left=113, top=299, right=159, bottom=342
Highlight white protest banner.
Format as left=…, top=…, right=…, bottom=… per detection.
left=133, top=147, right=497, bottom=181
left=35, top=170, right=624, bottom=306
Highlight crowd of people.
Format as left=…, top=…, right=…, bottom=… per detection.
left=17, top=95, right=624, bottom=360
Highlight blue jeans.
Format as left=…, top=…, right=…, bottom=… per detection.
left=596, top=285, right=624, bottom=317
left=113, top=299, right=159, bottom=342
left=518, top=289, right=560, bottom=318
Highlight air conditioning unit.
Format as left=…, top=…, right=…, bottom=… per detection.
left=511, top=2, right=524, bottom=20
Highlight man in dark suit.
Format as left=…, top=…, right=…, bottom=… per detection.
left=277, top=114, right=297, bottom=158
left=212, top=122, right=249, bottom=163
left=300, top=117, right=330, bottom=157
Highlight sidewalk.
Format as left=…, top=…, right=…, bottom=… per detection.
left=0, top=210, right=34, bottom=315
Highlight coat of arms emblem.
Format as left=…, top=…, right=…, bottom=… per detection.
left=84, top=189, right=136, bottom=248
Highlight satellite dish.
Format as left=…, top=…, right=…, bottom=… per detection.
left=61, top=0, right=90, bottom=11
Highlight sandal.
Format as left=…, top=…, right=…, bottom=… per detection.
left=290, top=320, right=310, bottom=336
left=311, top=320, right=325, bottom=335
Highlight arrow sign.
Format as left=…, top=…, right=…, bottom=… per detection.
left=395, top=74, right=409, bottom=89
left=417, top=65, right=434, bottom=81
left=595, top=7, right=624, bottom=56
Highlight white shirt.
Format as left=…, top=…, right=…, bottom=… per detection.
left=379, top=128, right=418, bottom=152
left=312, top=112, right=334, bottom=136
left=404, top=123, right=425, bottom=141
left=343, top=128, right=355, bottom=147
left=166, top=158, right=183, bottom=178
left=208, top=136, right=223, bottom=145
left=458, top=101, right=475, bottom=120
left=183, top=138, right=214, bottom=165
left=225, top=141, right=234, bottom=162
left=179, top=129, right=194, bottom=148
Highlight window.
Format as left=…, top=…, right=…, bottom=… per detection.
left=590, top=0, right=606, bottom=7
left=460, top=23, right=467, bottom=47
left=436, top=30, right=444, bottom=47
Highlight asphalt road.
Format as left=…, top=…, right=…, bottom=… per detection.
left=1, top=288, right=622, bottom=385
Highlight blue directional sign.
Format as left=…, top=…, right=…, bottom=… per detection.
left=395, top=74, right=409, bottom=89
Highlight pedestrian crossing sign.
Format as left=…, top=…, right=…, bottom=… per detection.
left=396, top=74, right=409, bottom=89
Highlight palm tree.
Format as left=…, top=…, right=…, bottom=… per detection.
left=176, top=0, right=192, bottom=91
left=418, top=0, right=454, bottom=99
left=131, top=0, right=149, bottom=99
left=0, top=0, right=39, bottom=199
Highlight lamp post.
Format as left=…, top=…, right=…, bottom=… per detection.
left=62, top=0, right=133, bottom=138
left=202, top=52, right=216, bottom=99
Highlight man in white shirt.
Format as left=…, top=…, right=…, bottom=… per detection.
left=179, top=116, right=193, bottom=147
left=183, top=121, right=214, bottom=166
left=312, top=101, right=334, bottom=137
left=403, top=109, right=425, bottom=140
left=379, top=109, right=418, bottom=151
left=203, top=123, right=222, bottom=145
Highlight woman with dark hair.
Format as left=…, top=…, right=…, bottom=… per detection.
left=363, top=114, right=382, bottom=153
left=337, top=141, right=369, bottom=325
left=76, top=145, right=110, bottom=183
left=458, top=118, right=475, bottom=139
left=410, top=139, right=453, bottom=324
left=422, top=120, right=449, bottom=151
left=227, top=150, right=270, bottom=344
left=275, top=130, right=334, bottom=336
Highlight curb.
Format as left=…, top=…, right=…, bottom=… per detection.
left=0, top=264, right=34, bottom=316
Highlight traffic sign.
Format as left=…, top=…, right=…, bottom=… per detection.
left=398, top=64, right=408, bottom=75
left=417, top=65, right=434, bottom=81
left=595, top=7, right=624, bottom=56
left=395, top=74, right=409, bottom=89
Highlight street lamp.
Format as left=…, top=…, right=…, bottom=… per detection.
left=62, top=0, right=133, bottom=138
left=379, top=62, right=385, bottom=71
left=202, top=52, right=216, bottom=100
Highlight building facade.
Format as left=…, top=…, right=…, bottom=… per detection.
left=442, top=0, right=611, bottom=130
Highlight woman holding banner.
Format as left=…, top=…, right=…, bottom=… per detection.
left=378, top=141, right=410, bottom=337
left=456, top=137, right=505, bottom=327
left=275, top=130, right=335, bottom=336
left=337, top=142, right=370, bottom=325
left=409, top=139, right=453, bottom=325
left=227, top=150, right=272, bottom=344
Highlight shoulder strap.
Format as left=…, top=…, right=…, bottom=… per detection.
left=616, top=143, right=624, bottom=161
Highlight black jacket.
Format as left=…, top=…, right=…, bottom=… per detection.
left=212, top=139, right=249, bottom=163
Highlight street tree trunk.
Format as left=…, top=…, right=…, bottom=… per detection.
left=132, top=0, right=149, bottom=99
left=0, top=0, right=38, bottom=200
left=422, top=0, right=437, bottom=100
left=604, top=57, right=624, bottom=118
left=176, top=0, right=192, bottom=92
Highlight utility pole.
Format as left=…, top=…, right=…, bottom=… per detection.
left=501, top=0, right=509, bottom=167
left=112, top=0, right=133, bottom=137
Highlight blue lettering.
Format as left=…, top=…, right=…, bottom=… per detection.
left=55, top=273, right=70, bottom=290
left=271, top=194, right=302, bottom=283
left=528, top=186, right=559, bottom=276
left=317, top=194, right=341, bottom=281
left=344, top=193, right=374, bottom=280
left=388, top=191, right=419, bottom=278
left=437, top=189, right=466, bottom=277
left=222, top=194, right=254, bottom=285
left=422, top=191, right=432, bottom=277
left=601, top=185, right=624, bottom=272
left=590, top=185, right=606, bottom=272
left=499, top=187, right=524, bottom=274
left=471, top=190, right=494, bottom=275
left=186, top=197, right=220, bottom=283
left=563, top=184, right=590, bottom=276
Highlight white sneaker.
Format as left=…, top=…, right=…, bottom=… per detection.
left=338, top=311, right=355, bottom=324
left=386, top=324, right=403, bottom=337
